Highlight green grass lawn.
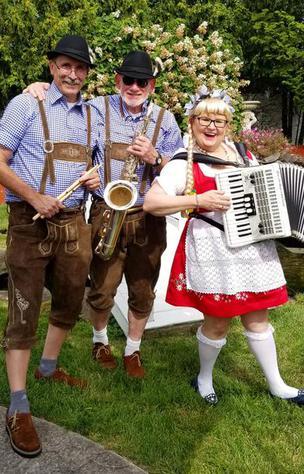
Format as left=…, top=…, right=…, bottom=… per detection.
left=0, top=204, right=7, bottom=249
left=1, top=298, right=304, bottom=473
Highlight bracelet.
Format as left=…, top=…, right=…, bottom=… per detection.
left=195, top=193, right=200, bottom=210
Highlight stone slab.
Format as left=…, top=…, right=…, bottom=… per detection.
left=0, top=406, right=147, bottom=474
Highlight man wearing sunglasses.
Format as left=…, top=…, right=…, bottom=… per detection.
left=87, top=51, right=183, bottom=378
left=24, top=50, right=183, bottom=379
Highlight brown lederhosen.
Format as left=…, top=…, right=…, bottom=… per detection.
left=87, top=98, right=167, bottom=319
left=2, top=102, right=93, bottom=350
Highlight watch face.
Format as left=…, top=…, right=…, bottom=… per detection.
left=155, top=155, right=162, bottom=166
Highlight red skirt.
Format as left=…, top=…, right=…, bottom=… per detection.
left=166, top=222, right=288, bottom=318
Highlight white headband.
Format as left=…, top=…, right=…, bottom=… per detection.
left=184, top=85, right=235, bottom=115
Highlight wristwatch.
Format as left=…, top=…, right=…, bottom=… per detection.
left=153, top=152, right=162, bottom=167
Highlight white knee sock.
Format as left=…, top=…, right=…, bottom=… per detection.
left=93, top=327, right=109, bottom=345
left=197, top=328, right=227, bottom=397
left=124, top=337, right=141, bottom=356
left=245, top=325, right=298, bottom=399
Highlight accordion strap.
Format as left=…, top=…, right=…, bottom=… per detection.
left=172, top=142, right=250, bottom=167
left=189, top=212, right=224, bottom=232
left=172, top=152, right=242, bottom=167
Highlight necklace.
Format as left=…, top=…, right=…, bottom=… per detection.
left=195, top=141, right=242, bottom=166
left=195, top=142, right=229, bottom=159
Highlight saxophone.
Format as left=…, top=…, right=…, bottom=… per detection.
left=94, top=102, right=154, bottom=260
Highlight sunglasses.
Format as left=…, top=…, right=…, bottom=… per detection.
left=122, top=76, right=149, bottom=88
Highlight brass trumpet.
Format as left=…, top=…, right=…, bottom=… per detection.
left=32, top=164, right=101, bottom=221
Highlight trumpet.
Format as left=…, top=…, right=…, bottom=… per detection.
left=32, top=164, right=101, bottom=221
left=94, top=102, right=154, bottom=260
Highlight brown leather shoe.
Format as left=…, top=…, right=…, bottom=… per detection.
left=34, top=367, right=87, bottom=389
left=6, top=411, right=42, bottom=458
left=123, top=351, right=145, bottom=378
left=92, top=343, right=117, bottom=369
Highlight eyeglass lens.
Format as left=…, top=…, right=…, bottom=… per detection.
left=122, top=76, right=149, bottom=88
left=55, top=62, right=87, bottom=75
left=197, top=117, right=227, bottom=128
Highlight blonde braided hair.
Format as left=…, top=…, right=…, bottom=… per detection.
left=185, top=121, right=195, bottom=196
left=180, top=121, right=196, bottom=217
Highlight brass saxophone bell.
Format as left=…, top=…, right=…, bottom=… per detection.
left=104, top=179, right=138, bottom=211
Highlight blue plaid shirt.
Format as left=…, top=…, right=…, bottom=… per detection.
left=0, top=82, right=101, bottom=207
left=89, top=94, right=183, bottom=205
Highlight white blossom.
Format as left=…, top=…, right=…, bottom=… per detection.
left=197, top=21, right=208, bottom=35
left=111, top=10, right=120, bottom=18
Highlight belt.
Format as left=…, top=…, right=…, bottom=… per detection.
left=57, top=206, right=83, bottom=215
left=8, top=201, right=83, bottom=216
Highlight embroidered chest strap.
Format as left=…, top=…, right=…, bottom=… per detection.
left=139, top=107, right=165, bottom=196
left=38, top=101, right=93, bottom=194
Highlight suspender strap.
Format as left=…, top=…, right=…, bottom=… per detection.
left=38, top=100, right=56, bottom=193
left=85, top=105, right=92, bottom=169
left=151, top=107, right=165, bottom=147
left=139, top=107, right=165, bottom=195
left=189, top=212, right=225, bottom=232
left=104, top=96, right=112, bottom=185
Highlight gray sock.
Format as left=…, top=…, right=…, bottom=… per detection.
left=8, top=390, right=30, bottom=416
left=39, top=357, right=57, bottom=377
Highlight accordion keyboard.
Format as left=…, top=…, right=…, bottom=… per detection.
left=215, top=163, right=291, bottom=247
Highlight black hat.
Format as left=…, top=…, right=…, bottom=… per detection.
left=115, top=50, right=154, bottom=79
left=47, top=35, right=94, bottom=67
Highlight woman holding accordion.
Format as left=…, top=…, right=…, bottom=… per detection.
left=144, top=87, right=304, bottom=406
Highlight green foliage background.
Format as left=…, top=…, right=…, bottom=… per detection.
left=0, top=0, right=304, bottom=111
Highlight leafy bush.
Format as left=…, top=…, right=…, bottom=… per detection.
left=85, top=16, right=248, bottom=130
left=249, top=10, right=304, bottom=109
left=0, top=2, right=247, bottom=132
left=0, top=0, right=101, bottom=110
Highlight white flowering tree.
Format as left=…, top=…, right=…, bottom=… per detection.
left=85, top=13, right=248, bottom=130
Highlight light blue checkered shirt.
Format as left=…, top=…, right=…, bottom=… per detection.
left=89, top=94, right=183, bottom=205
left=0, top=81, right=101, bottom=207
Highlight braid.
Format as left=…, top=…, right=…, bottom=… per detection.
left=185, top=122, right=194, bottom=196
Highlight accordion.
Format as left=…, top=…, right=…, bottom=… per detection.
left=215, top=162, right=304, bottom=248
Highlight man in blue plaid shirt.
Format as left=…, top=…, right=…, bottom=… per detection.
left=0, top=35, right=101, bottom=458
left=25, top=50, right=183, bottom=380
left=87, top=52, right=183, bottom=379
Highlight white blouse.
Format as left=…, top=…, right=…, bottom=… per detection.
left=156, top=149, right=286, bottom=295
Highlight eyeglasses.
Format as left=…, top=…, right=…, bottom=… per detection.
left=54, top=61, right=88, bottom=76
left=196, top=117, right=228, bottom=128
left=122, top=76, right=149, bottom=88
